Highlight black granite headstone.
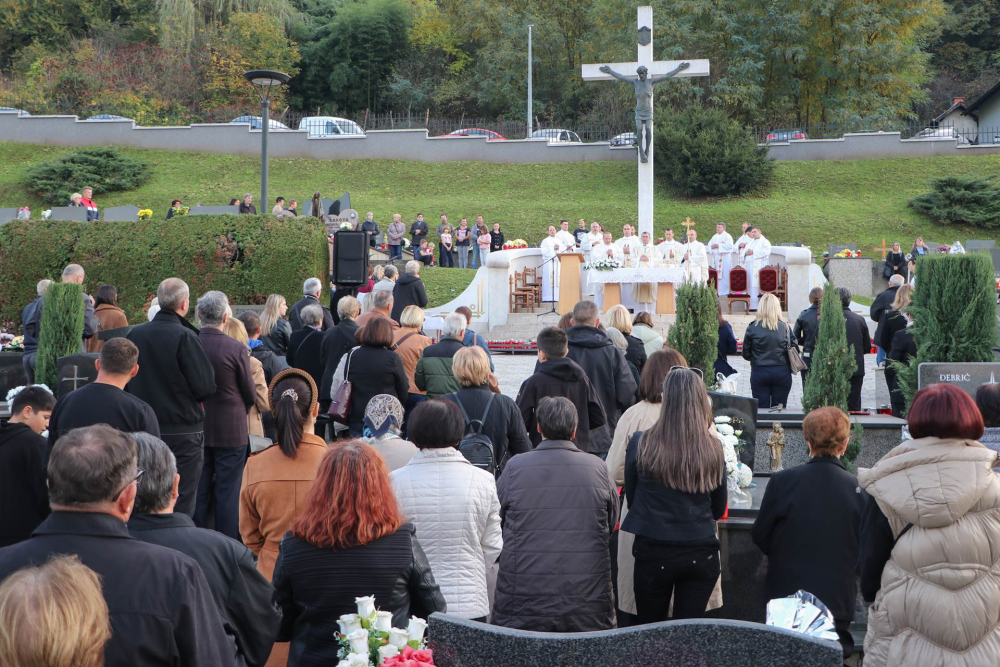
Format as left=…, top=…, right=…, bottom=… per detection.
left=0, top=208, right=17, bottom=224
left=48, top=206, right=88, bottom=222
left=965, top=240, right=996, bottom=253
left=0, top=352, right=28, bottom=398
left=427, top=614, right=842, bottom=667
left=917, top=362, right=1000, bottom=397
left=55, top=353, right=100, bottom=397
left=188, top=205, right=240, bottom=216
left=230, top=305, right=265, bottom=317
left=103, top=205, right=140, bottom=222
left=709, top=391, right=758, bottom=468
left=98, top=325, right=134, bottom=341
left=827, top=244, right=857, bottom=257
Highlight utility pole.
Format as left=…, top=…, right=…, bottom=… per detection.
left=527, top=24, right=534, bottom=139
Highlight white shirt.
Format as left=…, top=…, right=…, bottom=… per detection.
left=657, top=240, right=685, bottom=265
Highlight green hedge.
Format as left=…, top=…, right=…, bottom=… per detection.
left=0, top=215, right=328, bottom=329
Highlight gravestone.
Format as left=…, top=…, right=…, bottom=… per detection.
left=0, top=208, right=17, bottom=224
left=98, top=325, right=134, bottom=341
left=55, top=353, right=99, bottom=397
left=48, top=206, right=88, bottom=222
left=188, top=205, right=240, bottom=216
left=0, top=352, right=28, bottom=398
left=103, top=205, right=140, bottom=222
left=827, top=243, right=857, bottom=257
left=917, top=362, right=1000, bottom=397
left=709, top=391, right=757, bottom=468
left=427, top=614, right=842, bottom=667
left=965, top=240, right=996, bottom=253
left=776, top=242, right=802, bottom=247
left=231, top=305, right=265, bottom=318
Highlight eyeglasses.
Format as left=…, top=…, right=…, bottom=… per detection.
left=670, top=366, right=704, bottom=378
left=111, top=468, right=144, bottom=502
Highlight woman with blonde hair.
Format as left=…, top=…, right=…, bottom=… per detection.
left=606, top=304, right=646, bottom=371
left=393, top=305, right=433, bottom=426
left=223, top=316, right=269, bottom=438
left=260, top=294, right=292, bottom=356
left=0, top=555, right=111, bottom=667
left=741, top=293, right=795, bottom=408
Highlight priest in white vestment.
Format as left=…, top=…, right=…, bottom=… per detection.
left=657, top=228, right=685, bottom=267
left=579, top=222, right=600, bottom=296
left=734, top=222, right=751, bottom=268
left=708, top=222, right=735, bottom=295
left=556, top=220, right=577, bottom=251
left=590, top=231, right=623, bottom=310
left=539, top=225, right=567, bottom=302
left=682, top=229, right=710, bottom=284
left=615, top=224, right=643, bottom=268
left=633, top=231, right=661, bottom=313
left=744, top=226, right=772, bottom=310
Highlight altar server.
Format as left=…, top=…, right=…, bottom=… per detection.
left=633, top=231, right=661, bottom=313
left=683, top=229, right=710, bottom=284
left=744, top=226, right=772, bottom=310
left=556, top=220, right=577, bottom=250
left=540, top=225, right=567, bottom=302
left=615, top=224, right=643, bottom=268
left=657, top=228, right=684, bottom=267
left=734, top=222, right=751, bottom=268
left=708, top=222, right=735, bottom=295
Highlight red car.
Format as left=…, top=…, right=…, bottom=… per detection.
left=444, top=128, right=506, bottom=140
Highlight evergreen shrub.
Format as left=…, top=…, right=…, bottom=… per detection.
left=908, top=176, right=1000, bottom=229
left=668, top=281, right=720, bottom=386
left=24, top=147, right=152, bottom=205
left=34, top=282, right=84, bottom=388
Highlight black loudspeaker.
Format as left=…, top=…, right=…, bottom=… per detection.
left=332, top=230, right=369, bottom=285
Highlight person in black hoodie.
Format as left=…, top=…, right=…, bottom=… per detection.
left=390, top=261, right=429, bottom=323
left=565, top=301, right=636, bottom=457
left=0, top=386, right=54, bottom=547
left=517, top=327, right=606, bottom=453
left=838, top=287, right=872, bottom=412
left=127, top=278, right=216, bottom=517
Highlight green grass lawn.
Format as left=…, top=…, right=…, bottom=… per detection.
left=3, top=141, right=999, bottom=305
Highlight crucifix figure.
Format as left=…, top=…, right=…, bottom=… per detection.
left=582, top=6, right=710, bottom=238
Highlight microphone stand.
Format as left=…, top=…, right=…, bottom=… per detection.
left=536, top=250, right=562, bottom=316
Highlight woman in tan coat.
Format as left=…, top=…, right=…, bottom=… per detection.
left=858, top=383, right=1000, bottom=667
left=223, top=317, right=269, bottom=437
left=240, top=368, right=328, bottom=667
left=85, top=285, right=129, bottom=353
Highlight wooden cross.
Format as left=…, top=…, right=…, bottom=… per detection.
left=873, top=238, right=890, bottom=259
left=682, top=217, right=696, bottom=232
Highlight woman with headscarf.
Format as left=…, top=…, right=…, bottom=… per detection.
left=360, top=394, right=418, bottom=471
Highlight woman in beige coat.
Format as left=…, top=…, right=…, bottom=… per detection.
left=223, top=317, right=269, bottom=437
left=858, top=383, right=1000, bottom=667
left=607, top=349, right=723, bottom=623
left=240, top=369, right=328, bottom=667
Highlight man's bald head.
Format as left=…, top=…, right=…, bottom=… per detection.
left=888, top=274, right=905, bottom=287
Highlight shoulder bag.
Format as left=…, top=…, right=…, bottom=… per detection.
left=328, top=349, right=354, bottom=423
left=391, top=331, right=418, bottom=351
left=783, top=322, right=808, bottom=374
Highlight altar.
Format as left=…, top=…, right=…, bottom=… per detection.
left=588, top=265, right=688, bottom=314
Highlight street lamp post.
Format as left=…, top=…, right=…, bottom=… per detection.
left=243, top=69, right=291, bottom=210
left=527, top=25, right=534, bottom=139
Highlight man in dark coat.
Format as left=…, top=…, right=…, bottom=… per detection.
left=886, top=317, right=916, bottom=417
left=839, top=287, right=872, bottom=411
left=409, top=213, right=429, bottom=248
left=0, top=425, right=239, bottom=667
left=128, top=433, right=281, bottom=667
left=751, top=407, right=867, bottom=658
left=127, top=277, right=216, bottom=517
left=288, top=304, right=327, bottom=390
left=565, top=300, right=636, bottom=456
left=792, top=287, right=822, bottom=391
left=516, top=327, right=606, bottom=453
left=289, top=277, right=335, bottom=332
left=238, top=193, right=257, bottom=214
left=237, top=310, right=289, bottom=385
left=320, top=298, right=361, bottom=406
left=20, top=279, right=51, bottom=384
left=493, top=396, right=619, bottom=632
left=414, top=313, right=466, bottom=398
left=195, top=291, right=255, bottom=540
left=870, top=275, right=903, bottom=365
left=359, top=211, right=380, bottom=247
left=390, top=261, right=429, bottom=323
left=0, top=386, right=54, bottom=547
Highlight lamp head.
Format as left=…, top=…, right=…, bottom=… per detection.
left=243, top=69, right=291, bottom=102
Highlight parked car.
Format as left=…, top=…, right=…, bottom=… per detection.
left=444, top=128, right=506, bottom=140
left=531, top=128, right=582, bottom=143
left=610, top=132, right=637, bottom=147
left=914, top=126, right=972, bottom=144
left=0, top=107, right=30, bottom=116
left=84, top=114, right=134, bottom=122
left=298, top=116, right=365, bottom=137
left=229, top=116, right=290, bottom=130
left=765, top=128, right=808, bottom=142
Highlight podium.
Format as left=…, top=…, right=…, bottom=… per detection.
left=557, top=252, right=586, bottom=314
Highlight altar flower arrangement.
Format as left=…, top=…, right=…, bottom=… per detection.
left=590, top=257, right=622, bottom=271
left=335, top=596, right=434, bottom=666
left=6, top=383, right=53, bottom=403
left=502, top=239, right=528, bottom=250
left=138, top=209, right=154, bottom=220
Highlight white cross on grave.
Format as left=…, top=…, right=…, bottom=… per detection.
left=582, top=6, right=710, bottom=238
left=61, top=365, right=89, bottom=392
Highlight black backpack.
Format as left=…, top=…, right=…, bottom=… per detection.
left=453, top=393, right=497, bottom=475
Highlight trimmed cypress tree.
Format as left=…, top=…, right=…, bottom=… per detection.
left=34, top=283, right=85, bottom=388
left=802, top=281, right=855, bottom=412
left=668, top=281, right=720, bottom=386
left=894, top=252, right=999, bottom=410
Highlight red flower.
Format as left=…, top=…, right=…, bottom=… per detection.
left=412, top=649, right=434, bottom=663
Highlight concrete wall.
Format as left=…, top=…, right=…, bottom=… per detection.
left=0, top=112, right=633, bottom=164
left=766, top=131, right=1000, bottom=161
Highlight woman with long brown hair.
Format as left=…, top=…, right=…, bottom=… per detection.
left=272, top=442, right=446, bottom=666
left=622, top=368, right=726, bottom=623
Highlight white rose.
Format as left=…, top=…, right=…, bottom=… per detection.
left=374, top=611, right=393, bottom=632
left=389, top=628, right=409, bottom=648
left=737, top=462, right=753, bottom=488
left=355, top=596, right=377, bottom=621
left=407, top=616, right=428, bottom=643
left=347, top=629, right=370, bottom=656
left=714, top=416, right=730, bottom=424
left=338, top=614, right=363, bottom=636
left=378, top=644, right=399, bottom=664
left=716, top=424, right=734, bottom=436
left=344, top=653, right=369, bottom=667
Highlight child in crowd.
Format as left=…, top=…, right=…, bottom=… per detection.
left=418, top=240, right=436, bottom=266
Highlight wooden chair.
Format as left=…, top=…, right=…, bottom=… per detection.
left=523, top=267, right=543, bottom=304
left=509, top=275, right=533, bottom=313
left=775, top=267, right=788, bottom=311
left=708, top=267, right=719, bottom=292
left=728, top=266, right=750, bottom=313
left=517, top=269, right=542, bottom=305
left=758, top=267, right=779, bottom=302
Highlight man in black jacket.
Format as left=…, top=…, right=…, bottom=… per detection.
left=839, top=287, right=872, bottom=411
left=359, top=211, right=380, bottom=247
left=792, top=287, right=822, bottom=391
left=0, top=425, right=239, bottom=667
left=390, top=261, right=429, bottom=322
left=128, top=433, right=281, bottom=667
left=20, top=279, right=51, bottom=384
left=238, top=310, right=289, bottom=385
left=870, top=274, right=903, bottom=366
left=409, top=213, right=429, bottom=248
left=288, top=304, right=326, bottom=390
left=566, top=301, right=636, bottom=457
left=516, top=327, right=606, bottom=453
left=289, top=277, right=335, bottom=331
left=127, top=278, right=216, bottom=516
left=0, top=386, right=54, bottom=547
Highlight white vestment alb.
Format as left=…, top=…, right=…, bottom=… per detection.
left=632, top=244, right=661, bottom=312
left=683, top=241, right=710, bottom=284
left=615, top=236, right=643, bottom=268
left=657, top=240, right=685, bottom=266
left=746, top=235, right=772, bottom=309
left=734, top=233, right=751, bottom=268
left=708, top=232, right=734, bottom=294
left=556, top=230, right=576, bottom=250
left=589, top=242, right=623, bottom=310
left=540, top=235, right=566, bottom=302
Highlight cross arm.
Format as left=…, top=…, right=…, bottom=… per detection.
left=648, top=62, right=690, bottom=83
left=582, top=59, right=710, bottom=82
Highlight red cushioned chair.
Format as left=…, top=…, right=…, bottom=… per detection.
left=708, top=268, right=719, bottom=291
left=758, top=266, right=778, bottom=297
left=728, top=267, right=750, bottom=313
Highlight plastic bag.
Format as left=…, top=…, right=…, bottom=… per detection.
left=766, top=590, right=840, bottom=643
left=727, top=476, right=752, bottom=509
left=949, top=241, right=966, bottom=255
left=715, top=372, right=739, bottom=394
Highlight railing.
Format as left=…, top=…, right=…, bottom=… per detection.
left=750, top=120, right=986, bottom=145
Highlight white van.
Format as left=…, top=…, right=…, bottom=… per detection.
left=298, top=116, right=365, bottom=138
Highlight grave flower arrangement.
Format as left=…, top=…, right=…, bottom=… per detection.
left=6, top=383, right=53, bottom=403
left=502, top=239, right=528, bottom=250
left=335, top=596, right=434, bottom=666
left=833, top=249, right=861, bottom=258
left=1, top=334, right=23, bottom=351
left=714, top=416, right=753, bottom=489
left=138, top=209, right=154, bottom=220
left=589, top=257, right=622, bottom=271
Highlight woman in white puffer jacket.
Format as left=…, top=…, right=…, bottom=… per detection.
left=391, top=399, right=502, bottom=620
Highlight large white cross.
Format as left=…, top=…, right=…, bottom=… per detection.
left=582, top=6, right=710, bottom=238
